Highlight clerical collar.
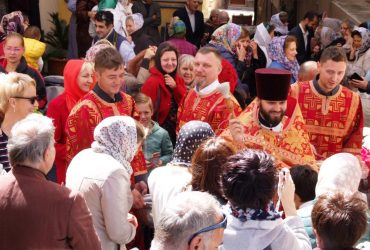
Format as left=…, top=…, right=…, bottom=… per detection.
left=93, top=84, right=123, bottom=103
left=313, top=75, right=340, bottom=96
left=258, top=111, right=283, bottom=132
left=196, top=79, right=220, bottom=95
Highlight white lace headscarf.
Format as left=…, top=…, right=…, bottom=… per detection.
left=270, top=13, right=288, bottom=35
left=92, top=116, right=137, bottom=175
left=316, top=153, right=367, bottom=202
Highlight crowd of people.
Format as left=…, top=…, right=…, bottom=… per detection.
left=0, top=0, right=370, bottom=249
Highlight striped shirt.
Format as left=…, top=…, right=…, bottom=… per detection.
left=0, top=130, right=9, bottom=172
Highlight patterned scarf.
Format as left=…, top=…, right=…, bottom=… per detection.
left=227, top=202, right=280, bottom=222
left=268, top=35, right=299, bottom=81
left=354, top=27, right=370, bottom=59
left=172, top=121, right=215, bottom=167
left=0, top=11, right=24, bottom=41
left=91, top=116, right=137, bottom=175
left=209, top=23, right=242, bottom=54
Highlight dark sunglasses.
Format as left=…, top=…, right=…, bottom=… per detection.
left=187, top=213, right=227, bottom=245
left=13, top=96, right=38, bottom=105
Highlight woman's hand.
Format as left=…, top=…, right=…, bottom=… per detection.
left=350, top=78, right=368, bottom=90
left=236, top=43, right=247, bottom=61
left=164, top=74, right=176, bottom=88
left=250, top=41, right=258, bottom=58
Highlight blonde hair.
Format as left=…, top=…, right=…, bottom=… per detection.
left=0, top=72, right=36, bottom=114
left=178, top=54, right=195, bottom=72
left=80, top=61, right=95, bottom=75
left=134, top=92, right=153, bottom=111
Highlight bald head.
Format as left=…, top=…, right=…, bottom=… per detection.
left=298, top=61, right=318, bottom=82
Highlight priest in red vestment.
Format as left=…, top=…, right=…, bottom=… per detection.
left=290, top=46, right=363, bottom=160
left=177, top=47, right=242, bottom=135
left=222, top=68, right=317, bottom=170
left=65, top=47, right=147, bottom=179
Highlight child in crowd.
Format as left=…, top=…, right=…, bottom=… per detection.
left=290, top=165, right=318, bottom=209
left=134, top=93, right=173, bottom=171
left=23, top=26, right=46, bottom=71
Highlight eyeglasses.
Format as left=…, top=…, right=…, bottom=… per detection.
left=13, top=96, right=38, bottom=105
left=187, top=213, right=227, bottom=245
left=4, top=47, right=23, bottom=53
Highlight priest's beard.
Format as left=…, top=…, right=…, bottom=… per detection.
left=259, top=106, right=286, bottom=127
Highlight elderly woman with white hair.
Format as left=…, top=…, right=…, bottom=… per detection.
left=66, top=115, right=146, bottom=250
left=0, top=72, right=38, bottom=172
left=297, top=153, right=370, bottom=248
left=0, top=113, right=100, bottom=249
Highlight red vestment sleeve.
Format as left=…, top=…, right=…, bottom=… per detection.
left=66, top=102, right=101, bottom=166
left=342, top=97, right=364, bottom=156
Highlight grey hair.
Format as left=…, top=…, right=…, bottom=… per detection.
left=7, top=113, right=55, bottom=167
left=298, top=60, right=318, bottom=81
left=151, top=191, right=221, bottom=250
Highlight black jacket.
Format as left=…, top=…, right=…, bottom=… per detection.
left=173, top=7, right=204, bottom=47
left=288, top=25, right=313, bottom=64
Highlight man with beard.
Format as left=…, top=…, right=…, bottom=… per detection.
left=177, top=47, right=242, bottom=135
left=222, top=68, right=316, bottom=170
left=288, top=11, right=319, bottom=64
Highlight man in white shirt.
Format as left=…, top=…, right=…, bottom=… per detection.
left=173, top=0, right=204, bottom=47
left=288, top=11, right=319, bottom=64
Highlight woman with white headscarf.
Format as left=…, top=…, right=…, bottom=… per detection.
left=297, top=153, right=370, bottom=248
left=253, top=22, right=276, bottom=66
left=66, top=116, right=146, bottom=250
left=270, top=11, right=288, bottom=36
left=126, top=13, right=156, bottom=54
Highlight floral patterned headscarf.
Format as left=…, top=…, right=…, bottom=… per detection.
left=0, top=11, right=24, bottom=41
left=209, top=23, right=242, bottom=53
left=92, top=116, right=137, bottom=175
left=172, top=121, right=215, bottom=167
left=268, top=35, right=299, bottom=81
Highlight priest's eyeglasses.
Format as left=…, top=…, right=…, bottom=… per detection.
left=187, top=213, right=227, bottom=245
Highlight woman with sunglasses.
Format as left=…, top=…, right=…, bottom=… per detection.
left=0, top=33, right=46, bottom=110
left=46, top=59, right=94, bottom=184
left=0, top=72, right=38, bottom=172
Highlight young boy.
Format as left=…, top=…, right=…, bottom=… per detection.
left=135, top=93, right=173, bottom=170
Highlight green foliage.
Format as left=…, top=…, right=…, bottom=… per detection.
left=44, top=12, right=69, bottom=59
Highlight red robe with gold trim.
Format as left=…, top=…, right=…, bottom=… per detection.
left=290, top=81, right=363, bottom=160
left=65, top=91, right=147, bottom=178
left=177, top=89, right=242, bottom=135
left=221, top=97, right=317, bottom=170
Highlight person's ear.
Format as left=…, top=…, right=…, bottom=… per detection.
left=8, top=97, right=16, bottom=111
left=189, top=235, right=203, bottom=250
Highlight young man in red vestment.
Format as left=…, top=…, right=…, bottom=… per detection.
left=177, top=47, right=242, bottom=135
left=223, top=68, right=316, bottom=170
left=65, top=47, right=147, bottom=207
left=290, top=46, right=364, bottom=160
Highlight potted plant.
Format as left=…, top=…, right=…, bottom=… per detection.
left=43, top=12, right=69, bottom=76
